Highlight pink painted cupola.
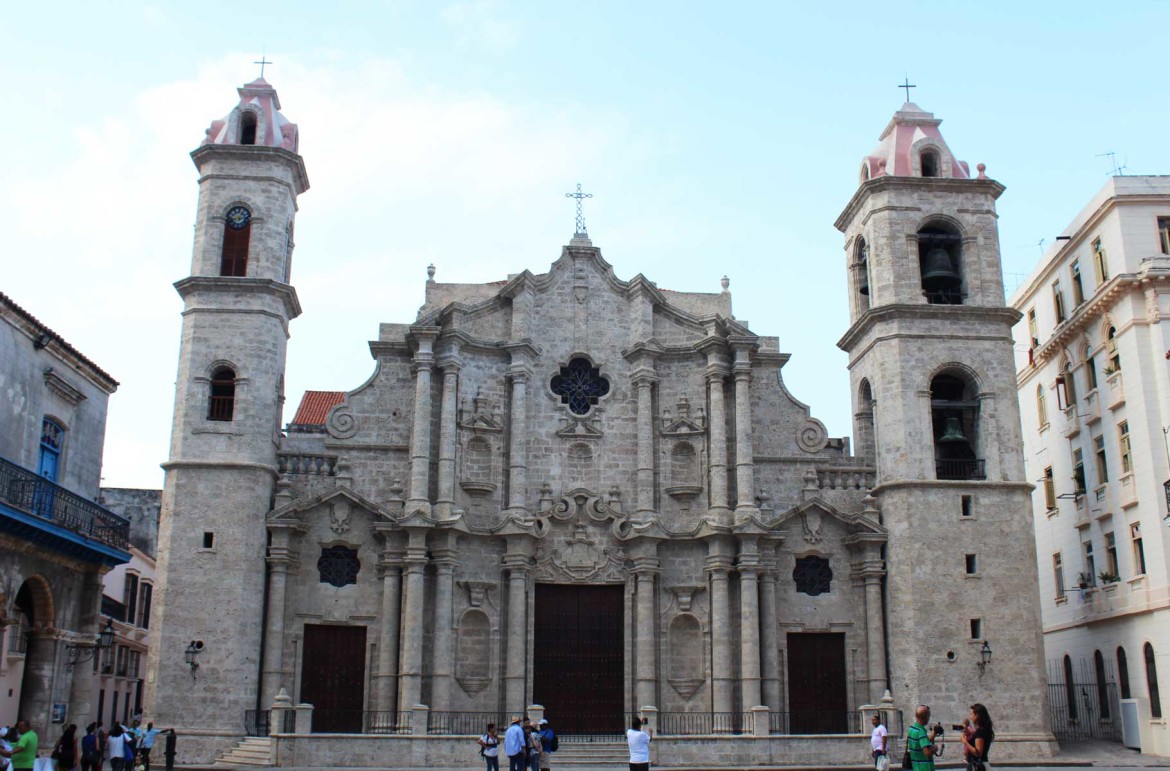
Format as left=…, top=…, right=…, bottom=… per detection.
left=201, top=77, right=299, bottom=152
left=858, top=102, right=974, bottom=184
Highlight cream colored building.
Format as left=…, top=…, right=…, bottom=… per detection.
left=1011, top=176, right=1170, bottom=756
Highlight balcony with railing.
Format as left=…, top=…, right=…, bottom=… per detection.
left=0, top=456, right=130, bottom=564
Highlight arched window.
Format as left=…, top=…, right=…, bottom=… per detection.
left=1059, top=359, right=1077, bottom=410
left=38, top=417, right=65, bottom=483
left=1036, top=385, right=1048, bottom=427
left=1106, top=325, right=1120, bottom=373
left=856, top=379, right=876, bottom=458
left=220, top=206, right=252, bottom=277
left=860, top=163, right=871, bottom=183
left=208, top=367, right=236, bottom=421
left=1118, top=646, right=1131, bottom=699
left=1094, top=650, right=1111, bottom=718
left=920, top=150, right=940, bottom=178
left=1146, top=642, right=1163, bottom=718
left=1064, top=655, right=1078, bottom=721
left=855, top=237, right=871, bottom=310
left=918, top=224, right=963, bottom=305
left=239, top=111, right=258, bottom=145
left=931, top=372, right=982, bottom=480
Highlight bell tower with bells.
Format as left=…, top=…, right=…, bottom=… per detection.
left=835, top=100, right=1052, bottom=737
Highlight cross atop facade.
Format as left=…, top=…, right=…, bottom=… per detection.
left=898, top=77, right=916, bottom=103
left=255, top=55, right=273, bottom=79
left=565, top=183, right=593, bottom=236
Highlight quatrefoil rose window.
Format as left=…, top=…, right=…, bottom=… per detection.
left=550, top=357, right=610, bottom=415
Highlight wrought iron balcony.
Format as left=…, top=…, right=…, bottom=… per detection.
left=0, top=456, right=129, bottom=552
left=935, top=458, right=987, bottom=481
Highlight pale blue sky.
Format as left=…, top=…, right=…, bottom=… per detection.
left=2, top=2, right=1166, bottom=488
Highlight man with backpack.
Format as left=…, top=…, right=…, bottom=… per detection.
left=537, top=719, right=557, bottom=771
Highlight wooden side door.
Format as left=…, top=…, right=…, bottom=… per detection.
left=301, top=624, right=367, bottom=733
left=786, top=632, right=848, bottom=734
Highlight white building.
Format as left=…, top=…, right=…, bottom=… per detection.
left=1011, top=176, right=1170, bottom=756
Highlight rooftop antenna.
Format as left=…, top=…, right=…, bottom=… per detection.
left=1096, top=151, right=1128, bottom=177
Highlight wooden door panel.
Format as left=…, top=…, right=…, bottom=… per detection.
left=533, top=584, right=624, bottom=734
left=301, top=624, right=367, bottom=733
left=786, top=632, right=847, bottom=734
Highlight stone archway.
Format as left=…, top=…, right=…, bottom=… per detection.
left=16, top=575, right=58, bottom=735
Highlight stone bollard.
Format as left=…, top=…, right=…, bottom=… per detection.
left=527, top=704, right=544, bottom=726
left=411, top=704, right=430, bottom=736
left=294, top=703, right=314, bottom=734
left=751, top=706, right=770, bottom=737
left=270, top=687, right=293, bottom=735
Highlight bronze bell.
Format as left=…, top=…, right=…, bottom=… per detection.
left=938, top=414, right=968, bottom=444
left=858, top=268, right=870, bottom=296
left=921, top=246, right=960, bottom=290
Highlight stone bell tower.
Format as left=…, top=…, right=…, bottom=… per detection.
left=835, top=102, right=1053, bottom=745
left=145, top=77, right=309, bottom=760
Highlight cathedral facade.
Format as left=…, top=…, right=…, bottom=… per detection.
left=145, top=79, right=1056, bottom=766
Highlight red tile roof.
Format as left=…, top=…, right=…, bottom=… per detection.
left=291, top=391, right=345, bottom=426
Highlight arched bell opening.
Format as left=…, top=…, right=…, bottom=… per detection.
left=920, top=150, right=940, bottom=178
left=918, top=225, right=964, bottom=305
left=930, top=372, right=983, bottom=480
left=854, top=237, right=871, bottom=311
left=238, top=111, right=258, bottom=145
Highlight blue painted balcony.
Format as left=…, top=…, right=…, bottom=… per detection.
left=0, top=456, right=130, bottom=566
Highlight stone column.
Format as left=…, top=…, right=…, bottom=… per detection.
left=375, top=543, right=403, bottom=712
left=23, top=630, right=58, bottom=736
left=407, top=328, right=440, bottom=513
left=503, top=538, right=533, bottom=711
left=68, top=570, right=104, bottom=722
left=430, top=534, right=458, bottom=715
left=397, top=530, right=429, bottom=716
left=731, top=341, right=757, bottom=517
left=631, top=546, right=660, bottom=708
left=858, top=548, right=888, bottom=704
left=506, top=367, right=531, bottom=513
left=759, top=554, right=782, bottom=710
left=706, top=366, right=731, bottom=523
left=737, top=542, right=762, bottom=710
left=706, top=542, right=734, bottom=714
left=633, top=370, right=657, bottom=519
left=435, top=354, right=462, bottom=521
left=260, top=543, right=294, bottom=709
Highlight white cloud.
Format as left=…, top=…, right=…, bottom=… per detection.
left=441, top=1, right=523, bottom=51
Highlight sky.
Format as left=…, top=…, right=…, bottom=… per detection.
left=2, top=1, right=1168, bottom=489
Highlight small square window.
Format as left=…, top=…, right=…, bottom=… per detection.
left=202, top=532, right=215, bottom=549
left=970, top=619, right=982, bottom=639
left=965, top=554, right=977, bottom=574
left=961, top=495, right=973, bottom=517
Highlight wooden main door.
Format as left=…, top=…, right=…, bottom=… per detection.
left=301, top=624, right=367, bottom=733
left=786, top=632, right=848, bottom=734
left=533, top=584, right=624, bottom=735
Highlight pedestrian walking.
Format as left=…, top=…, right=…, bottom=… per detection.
left=104, top=726, right=126, bottom=771
left=869, top=714, right=888, bottom=771
left=503, top=715, right=525, bottom=771
left=79, top=725, right=100, bottom=771
left=477, top=722, right=500, bottom=771
left=536, top=719, right=556, bottom=771
left=51, top=724, right=78, bottom=771
left=0, top=720, right=38, bottom=771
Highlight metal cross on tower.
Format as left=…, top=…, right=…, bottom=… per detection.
left=898, top=77, right=916, bottom=102
left=254, top=55, right=273, bottom=79
left=565, top=183, right=593, bottom=236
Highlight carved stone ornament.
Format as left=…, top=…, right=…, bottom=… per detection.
left=458, top=391, right=504, bottom=433
left=661, top=394, right=706, bottom=436
left=458, top=580, right=497, bottom=609
left=666, top=585, right=706, bottom=613
left=326, top=404, right=358, bottom=439
left=556, top=415, right=604, bottom=440
left=329, top=499, right=352, bottom=535
left=800, top=508, right=823, bottom=544
left=532, top=490, right=630, bottom=583
left=796, top=418, right=829, bottom=453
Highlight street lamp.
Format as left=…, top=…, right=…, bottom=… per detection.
left=184, top=640, right=204, bottom=679
left=65, top=619, right=115, bottom=671
left=976, top=640, right=993, bottom=677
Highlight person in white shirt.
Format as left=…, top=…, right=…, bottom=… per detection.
left=870, top=714, right=889, bottom=770
left=626, top=716, right=652, bottom=771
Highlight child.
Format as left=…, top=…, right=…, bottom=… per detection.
left=133, top=751, right=147, bottom=771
